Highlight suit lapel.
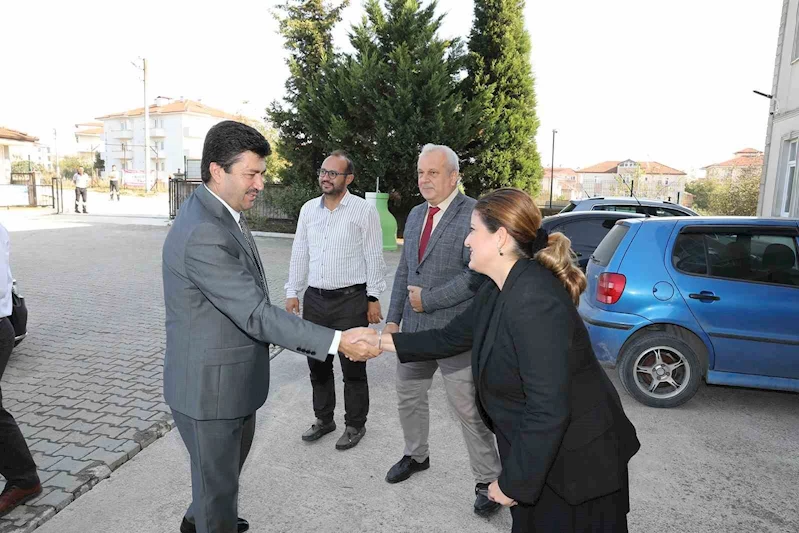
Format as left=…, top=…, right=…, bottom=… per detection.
left=420, top=192, right=465, bottom=266
left=195, top=185, right=261, bottom=270
left=406, top=206, right=424, bottom=266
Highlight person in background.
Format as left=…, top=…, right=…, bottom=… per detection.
left=73, top=166, right=89, bottom=213
left=108, top=164, right=121, bottom=201
left=0, top=222, right=41, bottom=517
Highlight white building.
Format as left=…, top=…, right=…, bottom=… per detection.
left=758, top=0, right=799, bottom=218
left=0, top=127, right=39, bottom=184
left=577, top=159, right=687, bottom=203
left=74, top=122, right=105, bottom=163
left=96, top=98, right=242, bottom=184
left=9, top=142, right=54, bottom=172
left=541, top=168, right=581, bottom=202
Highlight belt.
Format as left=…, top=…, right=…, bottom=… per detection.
left=308, top=284, right=366, bottom=298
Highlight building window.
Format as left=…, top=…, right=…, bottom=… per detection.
left=781, top=140, right=797, bottom=217
left=794, top=7, right=799, bottom=61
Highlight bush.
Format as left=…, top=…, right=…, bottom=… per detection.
left=270, top=183, right=318, bottom=221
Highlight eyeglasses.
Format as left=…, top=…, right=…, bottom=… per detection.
left=318, top=168, right=351, bottom=179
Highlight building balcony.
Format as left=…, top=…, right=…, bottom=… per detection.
left=149, top=150, right=167, bottom=159
left=112, top=150, right=134, bottom=160
left=111, top=130, right=134, bottom=140
left=150, top=128, right=166, bottom=138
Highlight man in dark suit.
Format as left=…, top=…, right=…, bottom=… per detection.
left=162, top=121, right=377, bottom=533
left=383, top=144, right=502, bottom=516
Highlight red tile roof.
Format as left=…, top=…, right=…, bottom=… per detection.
left=576, top=161, right=685, bottom=175
left=703, top=150, right=764, bottom=169
left=76, top=127, right=103, bottom=136
left=0, top=127, right=38, bottom=143
left=96, top=99, right=239, bottom=120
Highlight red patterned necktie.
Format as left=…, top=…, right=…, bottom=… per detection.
left=418, top=206, right=441, bottom=262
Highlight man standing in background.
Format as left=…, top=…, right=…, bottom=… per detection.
left=285, top=150, right=386, bottom=451
left=73, top=166, right=89, bottom=213
left=108, top=164, right=121, bottom=201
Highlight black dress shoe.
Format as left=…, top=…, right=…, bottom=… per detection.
left=301, top=419, right=337, bottom=442
left=474, top=483, right=501, bottom=516
left=385, top=455, right=430, bottom=484
left=180, top=517, right=249, bottom=532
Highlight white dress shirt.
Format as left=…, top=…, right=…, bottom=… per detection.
left=73, top=172, right=90, bottom=188
left=421, top=186, right=461, bottom=239
left=0, top=224, right=12, bottom=318
left=204, top=185, right=342, bottom=354
left=285, top=190, right=386, bottom=298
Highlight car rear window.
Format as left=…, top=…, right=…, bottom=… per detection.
left=591, top=224, right=630, bottom=266
left=559, top=202, right=577, bottom=213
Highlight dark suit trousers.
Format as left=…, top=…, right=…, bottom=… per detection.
left=0, top=317, right=39, bottom=490
left=303, top=287, right=369, bottom=429
left=172, top=409, right=255, bottom=533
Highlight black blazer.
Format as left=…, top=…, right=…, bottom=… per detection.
left=393, top=259, right=640, bottom=506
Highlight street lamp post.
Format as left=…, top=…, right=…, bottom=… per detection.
left=549, top=129, right=557, bottom=208
left=53, top=128, right=59, bottom=178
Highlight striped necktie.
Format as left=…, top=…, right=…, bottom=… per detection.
left=238, top=215, right=269, bottom=301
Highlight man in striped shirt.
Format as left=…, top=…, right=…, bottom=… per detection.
left=285, top=151, right=386, bottom=450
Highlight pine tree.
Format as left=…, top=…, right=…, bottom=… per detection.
left=306, top=0, right=474, bottom=225
left=268, top=0, right=348, bottom=189
left=463, top=0, right=542, bottom=196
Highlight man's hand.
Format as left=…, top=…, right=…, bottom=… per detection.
left=340, top=328, right=380, bottom=362
left=285, top=297, right=300, bottom=316
left=384, top=322, right=399, bottom=335
left=408, top=286, right=424, bottom=313
left=487, top=481, right=517, bottom=507
left=367, top=300, right=383, bottom=324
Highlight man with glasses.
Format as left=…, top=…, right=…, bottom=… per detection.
left=285, top=150, right=386, bottom=450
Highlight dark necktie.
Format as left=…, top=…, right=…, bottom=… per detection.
left=418, top=206, right=441, bottom=262
left=239, top=216, right=269, bottom=303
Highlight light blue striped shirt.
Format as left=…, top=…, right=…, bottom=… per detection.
left=286, top=191, right=387, bottom=298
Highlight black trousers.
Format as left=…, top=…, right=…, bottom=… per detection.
left=0, top=317, right=39, bottom=490
left=109, top=181, right=120, bottom=198
left=303, top=286, right=369, bottom=429
left=74, top=187, right=87, bottom=211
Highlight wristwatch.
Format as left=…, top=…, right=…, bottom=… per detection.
left=367, top=296, right=378, bottom=302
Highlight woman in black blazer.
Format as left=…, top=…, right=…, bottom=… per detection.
left=351, top=188, right=640, bottom=532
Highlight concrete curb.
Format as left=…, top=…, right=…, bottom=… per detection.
left=0, top=419, right=175, bottom=533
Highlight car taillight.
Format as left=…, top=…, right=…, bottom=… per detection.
left=596, top=273, right=626, bottom=304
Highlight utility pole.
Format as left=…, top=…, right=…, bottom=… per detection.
left=549, top=129, right=557, bottom=208
left=143, top=58, right=150, bottom=192
left=132, top=58, right=150, bottom=191
left=53, top=128, right=59, bottom=178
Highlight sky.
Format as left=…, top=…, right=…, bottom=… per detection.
left=0, top=0, right=783, bottom=176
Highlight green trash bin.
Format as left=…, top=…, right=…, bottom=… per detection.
left=366, top=192, right=397, bottom=251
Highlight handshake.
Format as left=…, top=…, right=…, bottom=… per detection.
left=338, top=323, right=399, bottom=362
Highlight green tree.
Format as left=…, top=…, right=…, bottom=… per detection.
left=306, top=0, right=474, bottom=224
left=685, top=178, right=717, bottom=212
left=59, top=156, right=93, bottom=179
left=11, top=159, right=45, bottom=173
left=708, top=168, right=761, bottom=216
left=462, top=0, right=542, bottom=196
left=268, top=0, right=349, bottom=190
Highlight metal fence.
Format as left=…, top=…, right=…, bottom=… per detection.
left=1, top=173, right=54, bottom=208
left=168, top=178, right=292, bottom=220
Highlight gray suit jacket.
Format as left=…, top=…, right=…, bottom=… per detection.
left=387, top=191, right=484, bottom=334
left=162, top=185, right=335, bottom=421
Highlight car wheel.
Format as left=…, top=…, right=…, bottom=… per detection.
left=618, top=333, right=701, bottom=408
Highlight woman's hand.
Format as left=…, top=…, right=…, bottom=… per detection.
left=487, top=481, right=517, bottom=507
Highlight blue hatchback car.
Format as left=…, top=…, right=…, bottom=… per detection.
left=578, top=216, right=799, bottom=407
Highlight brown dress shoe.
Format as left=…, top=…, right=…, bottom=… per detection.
left=0, top=484, right=43, bottom=517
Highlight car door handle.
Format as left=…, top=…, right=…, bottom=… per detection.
left=689, top=292, right=720, bottom=302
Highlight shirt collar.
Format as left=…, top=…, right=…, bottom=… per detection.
left=204, top=184, right=241, bottom=224
left=318, top=190, right=352, bottom=210
left=429, top=186, right=459, bottom=214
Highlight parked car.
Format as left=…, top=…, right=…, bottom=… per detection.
left=578, top=216, right=799, bottom=408
left=541, top=211, right=645, bottom=270
left=560, top=197, right=698, bottom=217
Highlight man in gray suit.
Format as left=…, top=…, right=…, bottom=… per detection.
left=162, top=121, right=377, bottom=533
left=383, top=144, right=503, bottom=516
